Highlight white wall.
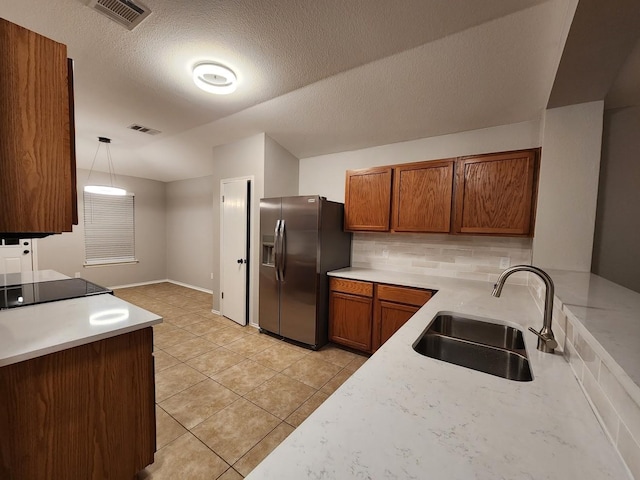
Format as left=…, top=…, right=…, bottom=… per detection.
left=211, top=134, right=265, bottom=322
left=592, top=105, right=640, bottom=292
left=299, top=120, right=541, bottom=202
left=264, top=135, right=299, bottom=198
left=533, top=101, right=604, bottom=271
left=166, top=175, right=214, bottom=291
left=37, top=169, right=167, bottom=288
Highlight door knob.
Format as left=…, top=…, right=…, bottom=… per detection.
left=237, top=258, right=243, bottom=264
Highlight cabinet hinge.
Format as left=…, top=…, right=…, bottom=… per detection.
left=222, top=196, right=224, bottom=203
left=221, top=292, right=224, bottom=299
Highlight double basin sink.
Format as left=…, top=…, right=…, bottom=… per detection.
left=413, top=313, right=533, bottom=382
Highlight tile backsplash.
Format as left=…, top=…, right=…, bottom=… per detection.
left=352, top=233, right=532, bottom=283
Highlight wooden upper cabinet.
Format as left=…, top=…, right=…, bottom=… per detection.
left=453, top=150, right=538, bottom=236
left=391, top=160, right=454, bottom=232
left=0, top=19, right=76, bottom=235
left=344, top=167, right=392, bottom=231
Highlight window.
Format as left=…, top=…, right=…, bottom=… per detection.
left=83, top=192, right=137, bottom=265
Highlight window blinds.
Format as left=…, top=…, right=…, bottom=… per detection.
left=84, top=191, right=136, bottom=265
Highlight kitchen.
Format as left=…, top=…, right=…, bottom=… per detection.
left=2, top=0, right=640, bottom=479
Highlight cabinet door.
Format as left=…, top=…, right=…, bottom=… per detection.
left=392, top=160, right=454, bottom=232
left=378, top=301, right=420, bottom=347
left=0, top=19, right=75, bottom=234
left=344, top=167, right=392, bottom=231
left=453, top=150, right=538, bottom=236
left=329, top=291, right=373, bottom=352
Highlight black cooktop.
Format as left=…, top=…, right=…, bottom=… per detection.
left=0, top=278, right=113, bottom=310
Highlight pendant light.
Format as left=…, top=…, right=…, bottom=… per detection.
left=84, top=137, right=127, bottom=196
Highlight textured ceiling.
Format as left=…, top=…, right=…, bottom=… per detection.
left=3, top=0, right=577, bottom=181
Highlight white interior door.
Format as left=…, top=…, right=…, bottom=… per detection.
left=0, top=239, right=34, bottom=274
left=220, top=179, right=250, bottom=325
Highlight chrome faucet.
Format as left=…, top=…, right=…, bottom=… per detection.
left=492, top=265, right=558, bottom=353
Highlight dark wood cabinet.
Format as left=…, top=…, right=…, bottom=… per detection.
left=373, top=284, right=432, bottom=350
left=391, top=160, right=454, bottom=233
left=0, top=328, right=156, bottom=480
left=344, top=167, right=393, bottom=231
left=0, top=19, right=77, bottom=235
left=343, top=149, right=539, bottom=237
left=329, top=278, right=374, bottom=352
left=329, top=278, right=433, bottom=353
left=453, top=150, right=538, bottom=236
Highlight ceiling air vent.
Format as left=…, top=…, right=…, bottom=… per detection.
left=88, top=0, right=151, bottom=30
left=128, top=124, right=161, bottom=135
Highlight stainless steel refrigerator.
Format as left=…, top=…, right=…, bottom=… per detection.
left=259, top=195, right=352, bottom=349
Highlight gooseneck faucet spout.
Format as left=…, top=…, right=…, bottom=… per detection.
left=492, top=265, right=558, bottom=353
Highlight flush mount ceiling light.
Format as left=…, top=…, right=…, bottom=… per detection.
left=192, top=63, right=237, bottom=95
left=84, top=137, right=127, bottom=196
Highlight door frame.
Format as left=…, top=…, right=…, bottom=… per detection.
left=219, top=175, right=254, bottom=326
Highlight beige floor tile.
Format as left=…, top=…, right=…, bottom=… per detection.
left=138, top=433, right=229, bottom=480
left=281, top=355, right=342, bottom=389
left=187, top=347, right=245, bottom=377
left=155, top=406, right=187, bottom=449
left=150, top=304, right=190, bottom=318
left=155, top=364, right=207, bottom=402
left=225, top=335, right=274, bottom=357
left=285, top=391, right=330, bottom=428
left=212, top=360, right=277, bottom=396
left=344, top=354, right=369, bottom=372
left=152, top=322, right=179, bottom=334
left=250, top=344, right=307, bottom=371
left=203, top=327, right=251, bottom=346
left=167, top=312, right=208, bottom=328
left=320, top=368, right=354, bottom=396
left=164, top=294, right=198, bottom=308
left=244, top=374, right=316, bottom=419
left=192, top=398, right=280, bottom=465
left=217, top=468, right=243, bottom=480
left=153, top=349, right=181, bottom=373
left=233, top=422, right=294, bottom=476
left=160, top=379, right=240, bottom=429
left=162, top=337, right=218, bottom=362
left=182, top=318, right=231, bottom=336
left=308, top=344, right=362, bottom=367
left=153, top=328, right=198, bottom=349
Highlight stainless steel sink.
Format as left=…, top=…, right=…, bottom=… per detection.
left=427, top=314, right=526, bottom=351
left=413, top=314, right=533, bottom=382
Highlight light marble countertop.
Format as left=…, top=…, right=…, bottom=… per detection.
left=246, top=267, right=631, bottom=479
left=545, top=269, right=640, bottom=395
left=0, top=272, right=162, bottom=367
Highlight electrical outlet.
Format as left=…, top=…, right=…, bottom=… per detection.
left=499, top=257, right=510, bottom=269
left=210, top=273, right=214, bottom=279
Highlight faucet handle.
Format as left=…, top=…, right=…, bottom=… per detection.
left=528, top=327, right=558, bottom=351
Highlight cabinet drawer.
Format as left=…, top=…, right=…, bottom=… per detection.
left=376, top=284, right=432, bottom=307
left=330, top=278, right=373, bottom=297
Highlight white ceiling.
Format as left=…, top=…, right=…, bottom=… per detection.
left=3, top=0, right=577, bottom=182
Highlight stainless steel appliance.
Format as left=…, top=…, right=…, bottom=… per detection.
left=259, top=195, right=351, bottom=349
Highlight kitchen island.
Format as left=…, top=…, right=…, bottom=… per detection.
left=0, top=273, right=162, bottom=480
left=246, top=268, right=632, bottom=479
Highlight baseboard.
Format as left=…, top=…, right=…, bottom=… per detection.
left=109, top=279, right=170, bottom=290
left=212, top=309, right=221, bottom=315
left=167, top=279, right=214, bottom=295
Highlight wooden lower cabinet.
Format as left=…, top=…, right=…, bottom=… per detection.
left=329, top=277, right=433, bottom=353
left=0, top=327, right=156, bottom=480
left=329, top=281, right=374, bottom=352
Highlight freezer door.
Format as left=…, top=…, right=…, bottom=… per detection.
left=279, top=196, right=320, bottom=346
left=258, top=198, right=282, bottom=335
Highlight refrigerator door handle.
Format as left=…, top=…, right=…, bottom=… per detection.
left=279, top=219, right=286, bottom=280
left=274, top=219, right=282, bottom=281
